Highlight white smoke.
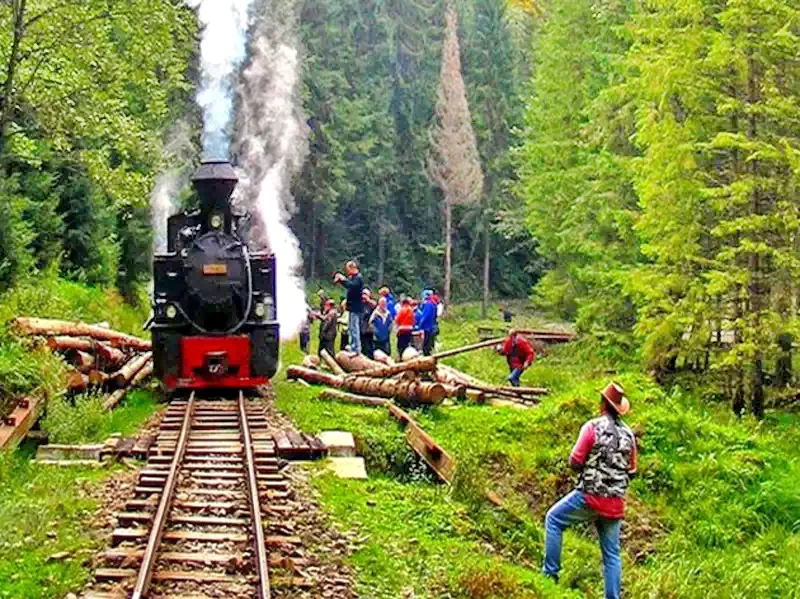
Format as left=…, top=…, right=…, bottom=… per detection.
left=151, top=120, right=195, bottom=253
left=185, top=0, right=254, bottom=158
left=233, top=0, right=309, bottom=340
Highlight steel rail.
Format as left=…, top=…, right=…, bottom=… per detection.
left=132, top=392, right=196, bottom=599
left=239, top=391, right=271, bottom=599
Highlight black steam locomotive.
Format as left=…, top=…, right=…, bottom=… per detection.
left=151, top=160, right=279, bottom=392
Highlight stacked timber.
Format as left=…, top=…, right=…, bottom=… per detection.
left=11, top=317, right=153, bottom=409
left=290, top=336, right=549, bottom=407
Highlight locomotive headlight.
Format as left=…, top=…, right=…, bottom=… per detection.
left=210, top=213, right=223, bottom=229
left=254, top=303, right=266, bottom=319
left=165, top=304, right=178, bottom=320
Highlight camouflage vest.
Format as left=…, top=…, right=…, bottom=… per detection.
left=577, top=415, right=635, bottom=498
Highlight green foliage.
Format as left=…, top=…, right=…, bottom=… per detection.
left=0, top=0, right=198, bottom=290
left=294, top=0, right=540, bottom=299
left=515, top=0, right=800, bottom=412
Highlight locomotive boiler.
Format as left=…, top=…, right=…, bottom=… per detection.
left=151, top=160, right=279, bottom=392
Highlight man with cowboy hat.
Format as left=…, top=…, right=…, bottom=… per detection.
left=542, top=382, right=637, bottom=599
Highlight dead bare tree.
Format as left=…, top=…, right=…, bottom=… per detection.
left=426, top=2, right=484, bottom=311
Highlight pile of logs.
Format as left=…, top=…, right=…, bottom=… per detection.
left=11, top=317, right=153, bottom=410
left=288, top=338, right=549, bottom=407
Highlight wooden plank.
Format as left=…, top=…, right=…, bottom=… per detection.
left=287, top=430, right=308, bottom=451
left=388, top=404, right=455, bottom=484
left=0, top=396, right=42, bottom=449
left=272, top=431, right=292, bottom=452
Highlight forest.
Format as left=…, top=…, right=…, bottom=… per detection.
left=1, top=0, right=799, bottom=412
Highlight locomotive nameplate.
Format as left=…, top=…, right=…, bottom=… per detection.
left=202, top=264, right=228, bottom=276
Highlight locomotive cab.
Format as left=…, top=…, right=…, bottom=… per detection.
left=152, top=160, right=279, bottom=392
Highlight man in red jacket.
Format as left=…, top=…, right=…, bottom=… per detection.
left=499, top=330, right=535, bottom=387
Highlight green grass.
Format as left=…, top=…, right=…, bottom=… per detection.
left=0, top=451, right=118, bottom=599
left=43, top=389, right=160, bottom=444
left=276, top=301, right=800, bottom=599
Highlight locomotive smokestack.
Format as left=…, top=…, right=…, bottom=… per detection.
left=192, top=160, right=238, bottom=234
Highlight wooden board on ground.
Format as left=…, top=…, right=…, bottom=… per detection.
left=0, top=396, right=43, bottom=449
left=387, top=403, right=455, bottom=484
left=272, top=430, right=327, bottom=460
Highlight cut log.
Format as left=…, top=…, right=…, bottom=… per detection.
left=11, top=317, right=151, bottom=350
left=286, top=367, right=343, bottom=387
left=387, top=403, right=455, bottom=484
left=318, top=390, right=388, bottom=407
left=301, top=355, right=320, bottom=370
left=104, top=359, right=153, bottom=410
left=496, top=385, right=550, bottom=396
left=88, top=370, right=110, bottom=387
left=66, top=350, right=95, bottom=373
left=320, top=349, right=345, bottom=376
left=110, top=352, right=152, bottom=388
left=47, top=336, right=95, bottom=352
left=334, top=352, right=384, bottom=373
left=355, top=356, right=437, bottom=379
left=287, top=366, right=449, bottom=404
left=372, top=350, right=395, bottom=366
left=67, top=372, right=89, bottom=392
left=96, top=343, right=126, bottom=368
left=431, top=338, right=506, bottom=360
left=401, top=347, right=420, bottom=362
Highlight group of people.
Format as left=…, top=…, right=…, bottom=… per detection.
left=300, top=260, right=445, bottom=361
left=299, top=261, right=639, bottom=599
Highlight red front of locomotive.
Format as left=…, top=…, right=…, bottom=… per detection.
left=151, top=161, right=279, bottom=393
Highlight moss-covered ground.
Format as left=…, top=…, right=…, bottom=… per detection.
left=276, top=303, right=800, bottom=599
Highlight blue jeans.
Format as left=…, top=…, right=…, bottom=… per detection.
left=348, top=311, right=361, bottom=354
left=543, top=490, right=622, bottom=599
left=509, top=368, right=523, bottom=387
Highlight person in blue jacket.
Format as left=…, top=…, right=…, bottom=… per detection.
left=414, top=289, right=438, bottom=356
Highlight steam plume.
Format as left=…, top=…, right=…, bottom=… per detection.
left=151, top=120, right=195, bottom=252
left=186, top=0, right=254, bottom=158
left=233, top=0, right=309, bottom=340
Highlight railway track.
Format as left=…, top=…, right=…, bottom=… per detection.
left=85, top=392, right=308, bottom=599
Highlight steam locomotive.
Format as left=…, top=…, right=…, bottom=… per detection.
left=151, top=160, right=280, bottom=393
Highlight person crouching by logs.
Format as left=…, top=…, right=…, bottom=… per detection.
left=542, top=382, right=637, bottom=599
left=395, top=296, right=415, bottom=358
left=498, top=330, right=535, bottom=387
left=369, top=295, right=394, bottom=357
left=318, top=299, right=338, bottom=358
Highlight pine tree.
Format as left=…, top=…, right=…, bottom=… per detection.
left=427, top=2, right=484, bottom=309
left=629, top=0, right=800, bottom=416
left=464, top=0, right=522, bottom=316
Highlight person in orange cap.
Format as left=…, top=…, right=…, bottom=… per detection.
left=542, top=382, right=637, bottom=599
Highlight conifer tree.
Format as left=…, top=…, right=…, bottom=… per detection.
left=427, top=2, right=484, bottom=309
left=629, top=0, right=800, bottom=417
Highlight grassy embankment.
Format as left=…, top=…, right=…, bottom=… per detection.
left=0, top=277, right=159, bottom=598
left=275, top=302, right=800, bottom=599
